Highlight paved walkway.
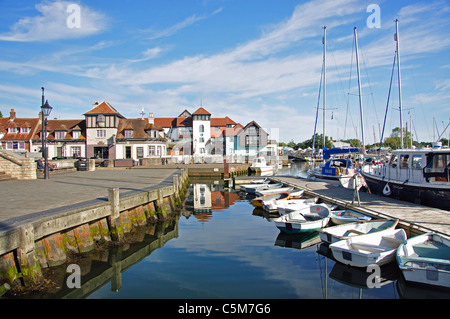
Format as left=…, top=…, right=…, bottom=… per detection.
left=269, top=176, right=450, bottom=236
left=0, top=168, right=178, bottom=231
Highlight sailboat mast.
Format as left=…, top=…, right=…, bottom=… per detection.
left=354, top=27, right=366, bottom=155
left=323, top=26, right=327, bottom=149
left=395, top=19, right=404, bottom=149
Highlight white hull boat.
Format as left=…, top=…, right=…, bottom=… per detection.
left=240, top=183, right=283, bottom=194
left=318, top=219, right=399, bottom=244
left=263, top=198, right=317, bottom=214
left=330, top=210, right=372, bottom=225
left=330, top=228, right=407, bottom=268
left=397, top=232, right=450, bottom=289
left=251, top=192, right=290, bottom=208
left=255, top=187, right=293, bottom=196
left=273, top=204, right=331, bottom=234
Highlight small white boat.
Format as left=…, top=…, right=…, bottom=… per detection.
left=273, top=204, right=331, bottom=234
left=287, top=189, right=305, bottom=199
left=397, top=232, right=450, bottom=289
left=330, top=210, right=372, bottom=225
left=240, top=183, right=283, bottom=194
left=251, top=192, right=290, bottom=207
left=263, top=198, right=317, bottom=214
left=330, top=228, right=407, bottom=268
left=318, top=219, right=399, bottom=244
left=250, top=157, right=274, bottom=176
left=255, top=187, right=293, bottom=196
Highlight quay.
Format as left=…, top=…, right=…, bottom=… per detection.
left=0, top=167, right=189, bottom=288
left=265, top=176, right=450, bottom=237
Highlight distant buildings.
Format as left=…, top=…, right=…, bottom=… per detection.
left=0, top=101, right=277, bottom=163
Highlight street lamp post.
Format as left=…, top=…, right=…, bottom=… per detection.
left=41, top=88, right=53, bottom=179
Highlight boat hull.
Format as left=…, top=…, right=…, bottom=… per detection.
left=273, top=204, right=331, bottom=234
left=362, top=172, right=450, bottom=211
left=330, top=210, right=372, bottom=225
left=397, top=233, right=450, bottom=289
left=318, top=219, right=399, bottom=244
left=330, top=228, right=407, bottom=268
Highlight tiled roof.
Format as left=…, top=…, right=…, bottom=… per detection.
left=116, top=119, right=164, bottom=139
left=34, top=120, right=86, bottom=140
left=84, top=101, right=124, bottom=117
left=210, top=116, right=236, bottom=127
left=0, top=117, right=40, bottom=141
left=154, top=117, right=192, bottom=128
left=192, top=107, right=211, bottom=115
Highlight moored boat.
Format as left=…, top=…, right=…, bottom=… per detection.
left=318, top=219, right=399, bottom=244
left=361, top=146, right=450, bottom=211
left=249, top=157, right=274, bottom=176
left=330, top=228, right=407, bottom=268
left=396, top=232, right=450, bottom=289
left=251, top=192, right=290, bottom=207
left=330, top=210, right=372, bottom=225
left=273, top=204, right=331, bottom=234
left=263, top=198, right=317, bottom=214
left=240, top=182, right=283, bottom=194
left=255, top=187, right=293, bottom=196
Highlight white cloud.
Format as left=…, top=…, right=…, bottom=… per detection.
left=0, top=1, right=106, bottom=42
left=143, top=7, right=223, bottom=40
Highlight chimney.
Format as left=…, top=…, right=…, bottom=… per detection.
left=148, top=112, right=154, bottom=124
left=9, top=109, right=16, bottom=120
left=92, top=101, right=99, bottom=109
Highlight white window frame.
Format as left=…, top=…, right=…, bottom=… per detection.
left=96, top=130, right=106, bottom=138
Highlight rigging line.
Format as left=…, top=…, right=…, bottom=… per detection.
left=344, top=36, right=355, bottom=140
left=311, top=61, right=324, bottom=162
left=360, top=48, right=381, bottom=140
left=379, top=51, right=397, bottom=155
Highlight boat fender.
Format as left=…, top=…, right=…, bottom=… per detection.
left=336, top=167, right=341, bottom=176
left=382, top=183, right=391, bottom=196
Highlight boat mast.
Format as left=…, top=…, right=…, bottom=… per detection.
left=323, top=26, right=327, bottom=150
left=395, top=19, right=404, bottom=149
left=354, top=27, right=366, bottom=155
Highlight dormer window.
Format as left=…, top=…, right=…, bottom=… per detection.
left=20, top=127, right=30, bottom=134
left=55, top=131, right=66, bottom=139
left=72, top=131, right=81, bottom=139
left=124, top=129, right=133, bottom=138
left=8, top=127, right=17, bottom=134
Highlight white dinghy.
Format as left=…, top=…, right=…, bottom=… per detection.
left=273, top=204, right=331, bottom=234
left=397, top=232, right=450, bottom=289
left=330, top=228, right=407, bottom=268
left=318, top=219, right=399, bottom=244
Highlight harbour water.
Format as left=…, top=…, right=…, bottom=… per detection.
left=19, top=163, right=450, bottom=299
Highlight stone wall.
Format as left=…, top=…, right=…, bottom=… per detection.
left=0, top=150, right=37, bottom=180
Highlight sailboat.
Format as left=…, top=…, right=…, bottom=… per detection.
left=360, top=20, right=450, bottom=210
left=308, top=27, right=365, bottom=181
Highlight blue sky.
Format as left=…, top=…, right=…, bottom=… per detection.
left=0, top=0, right=449, bottom=144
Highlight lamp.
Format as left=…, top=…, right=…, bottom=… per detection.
left=41, top=98, right=52, bottom=179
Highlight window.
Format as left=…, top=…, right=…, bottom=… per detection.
left=71, top=146, right=81, bottom=157
left=157, top=146, right=161, bottom=156
left=137, top=147, right=144, bottom=159
left=199, top=124, right=204, bottom=133
left=400, top=154, right=409, bottom=168
left=97, top=114, right=105, bottom=122
left=149, top=145, right=155, bottom=156
left=96, top=130, right=106, bottom=138
left=200, top=148, right=205, bottom=154
left=8, top=127, right=17, bottom=134
left=199, top=137, right=204, bottom=143
left=390, top=154, right=398, bottom=168
left=20, top=127, right=30, bottom=134
left=412, top=155, right=423, bottom=169
left=72, top=131, right=81, bottom=139
left=55, top=131, right=66, bottom=139
left=6, top=142, right=24, bottom=150
left=124, top=130, right=133, bottom=138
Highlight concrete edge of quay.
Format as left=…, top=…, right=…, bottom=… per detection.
left=0, top=168, right=190, bottom=291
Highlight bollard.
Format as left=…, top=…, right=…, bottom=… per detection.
left=108, top=188, right=124, bottom=241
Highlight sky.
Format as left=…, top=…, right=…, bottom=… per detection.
left=0, top=0, right=449, bottom=144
